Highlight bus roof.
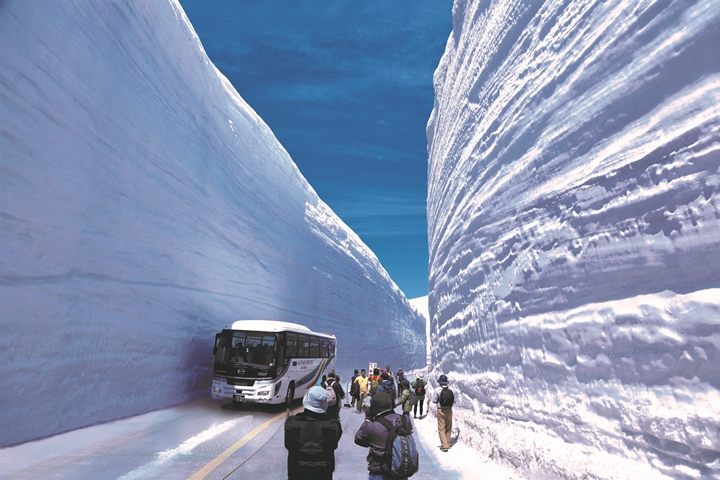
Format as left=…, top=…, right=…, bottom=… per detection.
left=227, top=320, right=334, bottom=338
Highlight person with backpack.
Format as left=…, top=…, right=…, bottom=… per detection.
left=368, top=368, right=382, bottom=397
left=397, top=379, right=415, bottom=419
left=285, top=385, right=342, bottom=480
left=431, top=374, right=454, bottom=452
left=385, top=365, right=394, bottom=391
left=354, top=392, right=419, bottom=479
left=410, top=373, right=426, bottom=419
left=325, top=373, right=345, bottom=419
left=350, top=369, right=360, bottom=409
left=376, top=373, right=396, bottom=401
left=322, top=377, right=336, bottom=406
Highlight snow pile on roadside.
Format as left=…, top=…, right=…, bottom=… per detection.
left=415, top=404, right=522, bottom=479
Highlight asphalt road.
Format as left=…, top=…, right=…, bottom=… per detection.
left=0, top=396, right=462, bottom=480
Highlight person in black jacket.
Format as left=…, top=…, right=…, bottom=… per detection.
left=350, top=369, right=360, bottom=409
left=284, top=386, right=343, bottom=480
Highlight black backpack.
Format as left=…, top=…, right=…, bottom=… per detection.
left=286, top=414, right=338, bottom=468
left=376, top=415, right=419, bottom=477
left=439, top=387, right=454, bottom=407
left=414, top=379, right=425, bottom=396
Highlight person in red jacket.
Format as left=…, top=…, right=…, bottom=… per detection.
left=368, top=368, right=383, bottom=397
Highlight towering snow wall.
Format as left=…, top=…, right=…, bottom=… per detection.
left=427, top=0, right=720, bottom=478
left=0, top=0, right=425, bottom=447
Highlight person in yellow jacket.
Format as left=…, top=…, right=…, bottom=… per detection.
left=353, top=369, right=369, bottom=413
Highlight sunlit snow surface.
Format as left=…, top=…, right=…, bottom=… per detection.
left=0, top=0, right=424, bottom=447
left=427, top=0, right=720, bottom=478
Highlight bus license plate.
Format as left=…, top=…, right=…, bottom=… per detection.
left=233, top=394, right=245, bottom=402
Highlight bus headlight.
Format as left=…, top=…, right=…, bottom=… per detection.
left=257, top=391, right=270, bottom=396
left=212, top=386, right=222, bottom=393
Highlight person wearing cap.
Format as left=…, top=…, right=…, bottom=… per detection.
left=431, top=374, right=454, bottom=452
left=284, top=386, right=342, bottom=480
left=354, top=392, right=413, bottom=479
left=411, top=372, right=427, bottom=419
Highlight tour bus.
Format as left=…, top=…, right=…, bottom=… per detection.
left=211, top=320, right=337, bottom=405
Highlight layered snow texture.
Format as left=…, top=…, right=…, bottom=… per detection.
left=0, top=0, right=424, bottom=447
left=427, top=0, right=720, bottom=478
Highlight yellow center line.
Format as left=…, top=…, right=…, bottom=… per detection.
left=188, top=407, right=300, bottom=480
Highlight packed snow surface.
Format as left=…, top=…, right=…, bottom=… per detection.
left=0, top=0, right=424, bottom=447
left=427, top=0, right=720, bottom=478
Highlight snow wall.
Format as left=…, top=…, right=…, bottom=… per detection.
left=0, top=0, right=425, bottom=447
left=427, top=0, right=720, bottom=478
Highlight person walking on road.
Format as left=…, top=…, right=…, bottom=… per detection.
left=284, top=385, right=342, bottom=480
left=431, top=374, right=454, bottom=452
left=368, top=368, right=382, bottom=397
left=354, top=392, right=415, bottom=480
left=397, top=379, right=413, bottom=419
left=325, top=373, right=345, bottom=419
left=411, top=373, right=426, bottom=419
left=376, top=373, right=396, bottom=401
left=385, top=365, right=394, bottom=391
left=395, top=369, right=405, bottom=399
left=354, top=369, right=369, bottom=413
left=350, top=369, right=360, bottom=409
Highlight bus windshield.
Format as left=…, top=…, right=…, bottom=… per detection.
left=215, top=330, right=278, bottom=368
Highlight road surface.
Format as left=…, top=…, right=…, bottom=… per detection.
left=0, top=396, right=487, bottom=479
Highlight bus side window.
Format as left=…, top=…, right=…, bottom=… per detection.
left=298, top=334, right=310, bottom=358
left=320, top=339, right=330, bottom=357
left=309, top=337, right=319, bottom=358
left=286, top=333, right=298, bottom=358
left=330, top=339, right=336, bottom=357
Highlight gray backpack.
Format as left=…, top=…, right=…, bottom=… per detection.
left=407, top=389, right=418, bottom=407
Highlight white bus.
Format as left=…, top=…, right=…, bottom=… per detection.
left=211, top=320, right=337, bottom=405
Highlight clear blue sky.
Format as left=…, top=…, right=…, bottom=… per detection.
left=179, top=0, right=453, bottom=298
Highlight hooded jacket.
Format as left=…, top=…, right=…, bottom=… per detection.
left=398, top=379, right=413, bottom=413
left=354, top=411, right=410, bottom=474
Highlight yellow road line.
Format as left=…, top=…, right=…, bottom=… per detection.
left=188, top=408, right=298, bottom=480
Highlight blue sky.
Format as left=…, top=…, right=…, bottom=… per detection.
left=178, top=0, right=453, bottom=298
